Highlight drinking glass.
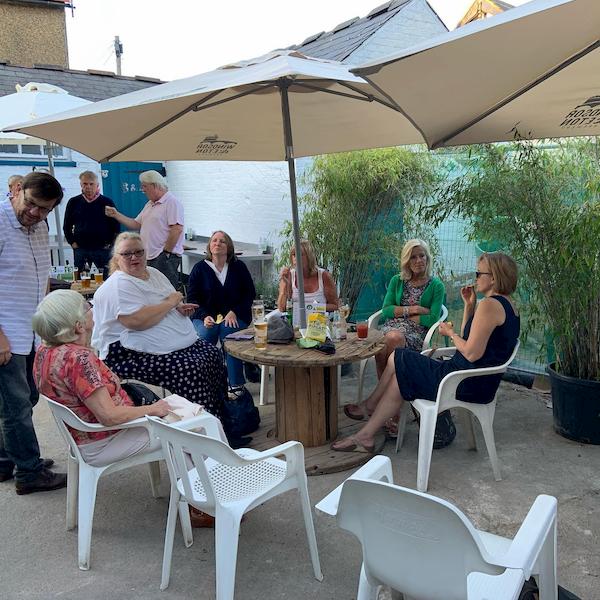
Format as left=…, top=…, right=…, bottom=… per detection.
left=254, top=320, right=268, bottom=349
left=81, top=276, right=91, bottom=289
left=357, top=321, right=368, bottom=339
left=339, top=298, right=351, bottom=321
left=252, top=299, right=265, bottom=323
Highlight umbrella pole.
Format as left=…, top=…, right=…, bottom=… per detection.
left=280, top=82, right=307, bottom=329
left=46, top=144, right=65, bottom=265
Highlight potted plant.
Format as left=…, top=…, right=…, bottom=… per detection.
left=423, top=139, right=600, bottom=444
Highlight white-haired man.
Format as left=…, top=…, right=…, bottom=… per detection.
left=105, top=170, right=184, bottom=287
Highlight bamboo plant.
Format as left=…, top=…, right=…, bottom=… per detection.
left=423, top=139, right=600, bottom=381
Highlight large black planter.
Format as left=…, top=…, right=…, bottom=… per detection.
left=547, top=363, right=600, bottom=444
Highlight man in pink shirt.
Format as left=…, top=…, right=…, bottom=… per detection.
left=105, top=170, right=184, bottom=288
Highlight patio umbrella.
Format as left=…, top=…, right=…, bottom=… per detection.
left=353, top=0, right=600, bottom=148
left=0, top=83, right=91, bottom=263
left=3, top=51, right=424, bottom=327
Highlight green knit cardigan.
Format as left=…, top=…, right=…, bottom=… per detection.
left=381, top=275, right=445, bottom=328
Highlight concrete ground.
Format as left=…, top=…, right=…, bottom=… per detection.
left=1, top=365, right=598, bottom=600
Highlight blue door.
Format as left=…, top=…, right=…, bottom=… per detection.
left=100, top=162, right=165, bottom=219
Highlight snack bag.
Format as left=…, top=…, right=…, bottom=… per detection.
left=305, top=311, right=327, bottom=343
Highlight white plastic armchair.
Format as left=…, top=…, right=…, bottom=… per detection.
left=396, top=340, right=520, bottom=492
left=332, top=469, right=557, bottom=600
left=147, top=417, right=322, bottom=600
left=43, top=395, right=220, bottom=571
left=356, top=304, right=448, bottom=404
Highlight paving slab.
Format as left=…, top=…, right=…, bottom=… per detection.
left=1, top=365, right=598, bottom=599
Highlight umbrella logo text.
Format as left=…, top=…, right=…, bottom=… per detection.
left=196, top=135, right=238, bottom=155
left=560, top=96, right=600, bottom=129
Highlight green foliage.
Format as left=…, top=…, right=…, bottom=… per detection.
left=423, top=139, right=600, bottom=381
left=254, top=277, right=279, bottom=311
left=278, top=147, right=440, bottom=312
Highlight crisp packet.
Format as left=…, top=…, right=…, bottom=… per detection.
left=305, top=311, right=327, bottom=343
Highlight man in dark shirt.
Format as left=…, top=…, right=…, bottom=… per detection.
left=63, top=171, right=120, bottom=275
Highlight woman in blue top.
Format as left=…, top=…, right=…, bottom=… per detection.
left=187, top=231, right=255, bottom=390
left=333, top=252, right=520, bottom=453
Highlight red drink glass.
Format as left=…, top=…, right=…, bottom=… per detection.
left=357, top=321, right=368, bottom=339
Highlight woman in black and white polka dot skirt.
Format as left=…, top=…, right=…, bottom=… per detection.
left=92, top=232, right=226, bottom=420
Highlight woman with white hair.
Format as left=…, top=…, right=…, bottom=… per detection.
left=32, top=290, right=171, bottom=466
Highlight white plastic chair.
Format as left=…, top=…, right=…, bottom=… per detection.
left=317, top=457, right=557, bottom=600
left=44, top=395, right=220, bottom=571
left=396, top=340, right=520, bottom=492
left=356, top=304, right=448, bottom=404
left=147, top=417, right=323, bottom=600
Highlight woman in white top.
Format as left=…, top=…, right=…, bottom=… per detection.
left=92, top=232, right=226, bottom=419
left=277, top=239, right=339, bottom=325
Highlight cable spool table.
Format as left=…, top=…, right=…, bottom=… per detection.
left=225, top=329, right=386, bottom=475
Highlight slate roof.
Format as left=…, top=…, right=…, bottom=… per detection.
left=0, top=62, right=162, bottom=101
left=289, top=0, right=443, bottom=63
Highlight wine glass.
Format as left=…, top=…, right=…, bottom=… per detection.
left=339, top=298, right=351, bottom=321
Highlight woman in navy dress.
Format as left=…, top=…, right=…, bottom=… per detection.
left=332, top=252, right=520, bottom=453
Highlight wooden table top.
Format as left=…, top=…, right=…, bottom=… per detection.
left=70, top=281, right=102, bottom=296
left=225, top=329, right=385, bottom=368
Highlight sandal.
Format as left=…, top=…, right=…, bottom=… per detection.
left=343, top=403, right=372, bottom=421
left=330, top=436, right=375, bottom=453
left=384, top=416, right=399, bottom=440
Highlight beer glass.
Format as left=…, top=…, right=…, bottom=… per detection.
left=252, top=299, right=265, bottom=323
left=254, top=320, right=268, bottom=349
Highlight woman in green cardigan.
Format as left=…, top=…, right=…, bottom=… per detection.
left=345, top=239, right=444, bottom=421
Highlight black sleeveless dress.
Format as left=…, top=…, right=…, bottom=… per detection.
left=394, top=296, right=520, bottom=405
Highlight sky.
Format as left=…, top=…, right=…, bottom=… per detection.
left=66, top=0, right=530, bottom=81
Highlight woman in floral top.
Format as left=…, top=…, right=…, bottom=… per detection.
left=344, top=239, right=445, bottom=422
left=32, top=290, right=170, bottom=466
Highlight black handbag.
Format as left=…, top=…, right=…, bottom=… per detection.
left=222, top=386, right=260, bottom=438
left=121, top=382, right=161, bottom=406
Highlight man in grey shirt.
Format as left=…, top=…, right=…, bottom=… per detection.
left=0, top=172, right=67, bottom=494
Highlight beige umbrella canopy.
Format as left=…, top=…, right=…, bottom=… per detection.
left=354, top=0, right=600, bottom=148
left=4, top=51, right=421, bottom=326
left=3, top=51, right=421, bottom=162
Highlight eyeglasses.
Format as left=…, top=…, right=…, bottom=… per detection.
left=85, top=302, right=93, bottom=312
left=118, top=249, right=145, bottom=259
left=23, top=194, right=53, bottom=216
left=475, top=271, right=492, bottom=278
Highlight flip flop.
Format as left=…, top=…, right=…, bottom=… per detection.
left=330, top=436, right=375, bottom=453
left=343, top=403, right=370, bottom=421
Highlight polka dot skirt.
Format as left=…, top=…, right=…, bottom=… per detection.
left=106, top=339, right=226, bottom=420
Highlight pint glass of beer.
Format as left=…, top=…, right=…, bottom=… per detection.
left=254, top=320, right=268, bottom=349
